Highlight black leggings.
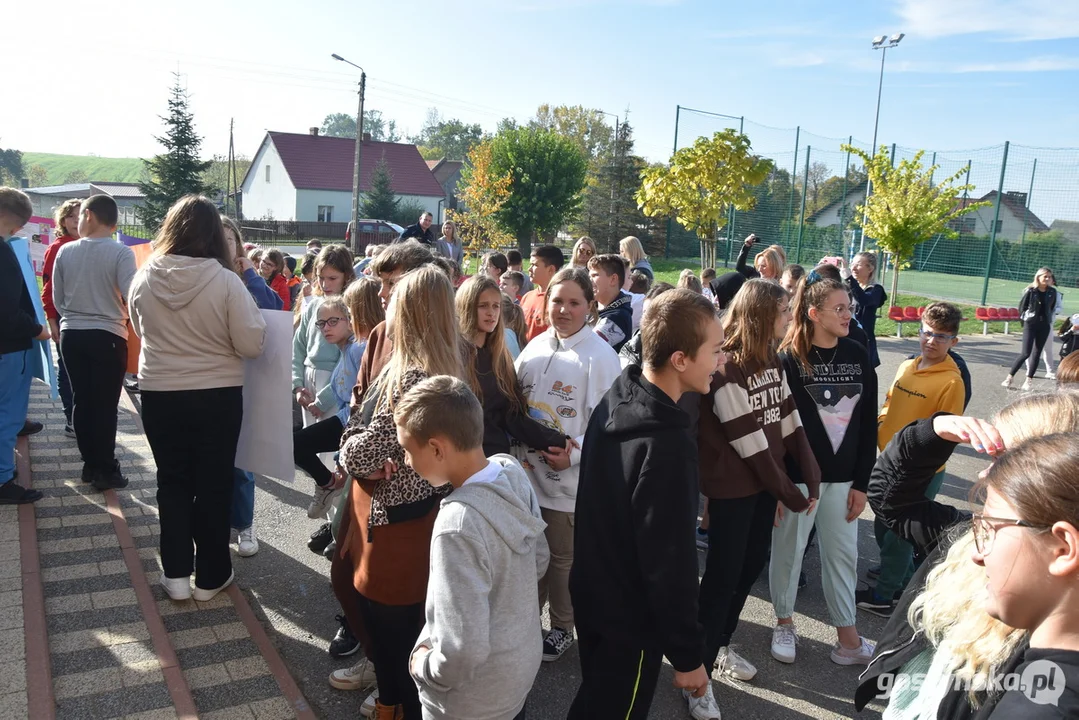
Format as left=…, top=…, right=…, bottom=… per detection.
left=1010, top=321, right=1051, bottom=378
left=293, top=415, right=344, bottom=487
left=355, top=594, right=425, bottom=718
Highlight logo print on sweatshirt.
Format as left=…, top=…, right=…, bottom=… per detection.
left=557, top=405, right=577, bottom=418
left=549, top=381, right=575, bottom=401
left=805, top=382, right=861, bottom=453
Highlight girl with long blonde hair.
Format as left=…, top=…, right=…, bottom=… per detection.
left=856, top=391, right=1079, bottom=718
left=1004, top=267, right=1058, bottom=391
left=570, top=236, right=597, bottom=268
left=618, top=235, right=653, bottom=280
left=736, top=234, right=786, bottom=280
left=694, top=278, right=819, bottom=714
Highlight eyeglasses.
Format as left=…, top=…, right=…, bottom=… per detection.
left=315, top=317, right=347, bottom=329
left=828, top=304, right=854, bottom=317
left=971, top=513, right=1048, bottom=555
left=919, top=328, right=957, bottom=342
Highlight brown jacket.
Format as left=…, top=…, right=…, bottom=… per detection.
left=697, top=356, right=820, bottom=511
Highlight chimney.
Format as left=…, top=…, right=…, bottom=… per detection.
left=309, top=127, right=319, bottom=136
left=1005, top=190, right=1027, bottom=206
left=362, top=132, right=371, bottom=142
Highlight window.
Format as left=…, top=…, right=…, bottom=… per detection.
left=318, top=206, right=334, bottom=223
left=994, top=220, right=1003, bottom=234
left=265, top=165, right=271, bottom=183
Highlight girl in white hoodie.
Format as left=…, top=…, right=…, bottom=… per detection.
left=128, top=196, right=266, bottom=604
left=514, top=267, right=621, bottom=663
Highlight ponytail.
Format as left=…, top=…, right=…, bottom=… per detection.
left=781, top=272, right=846, bottom=376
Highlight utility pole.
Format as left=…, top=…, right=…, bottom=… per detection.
left=226, top=118, right=238, bottom=219
left=333, top=54, right=366, bottom=254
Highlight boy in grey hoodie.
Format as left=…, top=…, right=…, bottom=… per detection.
left=395, top=375, right=548, bottom=720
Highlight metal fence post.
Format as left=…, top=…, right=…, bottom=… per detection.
left=795, top=146, right=811, bottom=264
left=838, top=137, right=851, bottom=258
left=981, top=141, right=1010, bottom=306
left=665, top=105, right=680, bottom=258
left=785, top=126, right=800, bottom=245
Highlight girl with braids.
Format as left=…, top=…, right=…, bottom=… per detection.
left=40, top=198, right=83, bottom=433
left=695, top=278, right=819, bottom=717
left=773, top=272, right=877, bottom=666
left=455, top=276, right=571, bottom=458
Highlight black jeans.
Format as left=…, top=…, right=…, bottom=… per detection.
left=698, top=492, right=776, bottom=669
left=568, top=629, right=662, bottom=720
left=293, top=415, right=343, bottom=488
left=54, top=338, right=72, bottom=423
left=60, top=329, right=126, bottom=472
left=1010, top=321, right=1051, bottom=377
left=142, top=387, right=243, bottom=590
left=355, top=593, right=424, bottom=718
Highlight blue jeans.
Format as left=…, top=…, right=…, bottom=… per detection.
left=0, top=351, right=33, bottom=483
left=231, top=468, right=255, bottom=531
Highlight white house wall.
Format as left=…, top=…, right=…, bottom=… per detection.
left=811, top=188, right=867, bottom=228
left=965, top=203, right=1032, bottom=242
left=241, top=141, right=297, bottom=220
left=294, top=190, right=443, bottom=222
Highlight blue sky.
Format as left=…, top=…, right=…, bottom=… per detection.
left=7, top=0, right=1078, bottom=174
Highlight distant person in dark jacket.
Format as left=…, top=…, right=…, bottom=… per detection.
left=397, top=211, right=435, bottom=246
left=570, top=289, right=723, bottom=720
left=588, top=254, right=634, bottom=353
left=735, top=234, right=785, bottom=280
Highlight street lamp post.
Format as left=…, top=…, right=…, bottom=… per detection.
left=332, top=53, right=366, bottom=255
left=860, top=33, right=904, bottom=252
left=598, top=110, right=621, bottom=252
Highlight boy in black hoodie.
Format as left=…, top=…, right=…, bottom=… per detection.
left=569, top=289, right=725, bottom=720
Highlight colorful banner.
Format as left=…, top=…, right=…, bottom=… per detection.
left=9, top=238, right=58, bottom=399
left=15, top=216, right=56, bottom=276
left=125, top=241, right=155, bottom=374
left=235, top=310, right=295, bottom=483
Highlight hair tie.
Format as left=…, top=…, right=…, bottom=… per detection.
left=805, top=270, right=824, bottom=287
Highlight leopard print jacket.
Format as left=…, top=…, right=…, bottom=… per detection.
left=340, top=366, right=447, bottom=528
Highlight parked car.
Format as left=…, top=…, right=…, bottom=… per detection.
left=345, top=219, right=404, bottom=245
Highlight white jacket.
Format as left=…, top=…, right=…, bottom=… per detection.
left=129, top=255, right=266, bottom=392
left=514, top=325, right=621, bottom=512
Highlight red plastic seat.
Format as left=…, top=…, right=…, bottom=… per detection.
left=987, top=308, right=1001, bottom=320
left=1007, top=308, right=1020, bottom=320
left=888, top=307, right=905, bottom=322
left=903, top=306, right=920, bottom=321
left=916, top=306, right=926, bottom=318
left=975, top=307, right=990, bottom=321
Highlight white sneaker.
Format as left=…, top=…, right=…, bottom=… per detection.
left=193, top=570, right=234, bottom=602
left=1047, top=371, right=1057, bottom=380
left=1001, top=375, right=1013, bottom=388
left=160, top=575, right=191, bottom=601
left=329, top=656, right=378, bottom=691
left=237, top=526, right=259, bottom=557
left=359, top=689, right=379, bottom=718
left=715, top=646, right=756, bottom=681
left=308, top=485, right=340, bottom=519
left=771, top=623, right=798, bottom=664
left=683, top=682, right=722, bottom=720
left=830, top=636, right=875, bottom=666
left=1021, top=378, right=1033, bottom=392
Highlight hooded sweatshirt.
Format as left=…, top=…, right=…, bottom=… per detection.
left=292, top=296, right=342, bottom=390
left=411, top=455, right=549, bottom=720
left=570, top=366, right=704, bottom=673
left=594, top=290, right=633, bottom=353
left=513, top=325, right=622, bottom=513
left=877, top=354, right=964, bottom=454
left=128, top=256, right=266, bottom=392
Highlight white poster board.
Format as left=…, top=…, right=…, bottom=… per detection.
left=235, top=309, right=295, bottom=482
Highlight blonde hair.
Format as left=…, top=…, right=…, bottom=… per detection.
left=724, top=278, right=788, bottom=370
left=1029, top=266, right=1055, bottom=288
left=851, top=251, right=878, bottom=283
left=372, top=266, right=464, bottom=412
left=456, top=276, right=527, bottom=414
left=318, top=296, right=350, bottom=325
left=619, top=236, right=646, bottom=265
left=343, top=276, right=384, bottom=340
left=908, top=391, right=1079, bottom=701
left=571, top=237, right=598, bottom=267
left=502, top=294, right=527, bottom=350
left=754, top=244, right=786, bottom=279
left=677, top=269, right=703, bottom=294
left=54, top=199, right=82, bottom=238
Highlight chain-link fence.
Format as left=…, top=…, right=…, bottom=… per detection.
left=668, top=107, right=1079, bottom=314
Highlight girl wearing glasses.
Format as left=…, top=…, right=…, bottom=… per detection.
left=293, top=279, right=383, bottom=521
left=856, top=391, right=1079, bottom=719
left=774, top=273, right=878, bottom=666
left=1003, top=267, right=1058, bottom=392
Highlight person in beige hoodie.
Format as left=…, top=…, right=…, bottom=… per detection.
left=128, top=196, right=266, bottom=604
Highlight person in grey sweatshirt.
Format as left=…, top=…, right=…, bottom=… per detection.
left=394, top=375, right=548, bottom=720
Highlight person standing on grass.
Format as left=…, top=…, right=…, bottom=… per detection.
left=40, top=198, right=82, bottom=436
left=0, top=187, right=47, bottom=505
left=569, top=289, right=724, bottom=720
left=52, top=194, right=136, bottom=491
left=1003, top=267, right=1058, bottom=391
left=520, top=245, right=565, bottom=342
left=128, top=195, right=266, bottom=603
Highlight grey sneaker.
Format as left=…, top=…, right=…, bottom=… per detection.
left=684, top=682, right=722, bottom=719
left=715, top=646, right=756, bottom=681
left=237, top=526, right=259, bottom=557
left=329, top=656, right=377, bottom=691
left=831, top=636, right=875, bottom=666
left=542, top=626, right=574, bottom=662
left=771, top=623, right=798, bottom=664
left=308, top=484, right=340, bottom=519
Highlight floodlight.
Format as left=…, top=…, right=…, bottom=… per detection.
left=872, top=35, right=887, bottom=46
left=890, top=33, right=905, bottom=44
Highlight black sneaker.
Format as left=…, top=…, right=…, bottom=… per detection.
left=63, top=424, right=76, bottom=439
left=81, top=464, right=94, bottom=484
left=329, top=615, right=362, bottom=658
left=91, top=463, right=129, bottom=491
left=18, top=420, right=43, bottom=437
left=308, top=523, right=333, bottom=555
left=855, top=588, right=895, bottom=618
left=542, top=626, right=574, bottom=662
left=0, top=481, right=42, bottom=505
left=323, top=540, right=337, bottom=560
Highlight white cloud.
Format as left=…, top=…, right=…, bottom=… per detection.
left=954, top=56, right=1079, bottom=72
left=895, top=0, right=1079, bottom=40
left=771, top=52, right=828, bottom=68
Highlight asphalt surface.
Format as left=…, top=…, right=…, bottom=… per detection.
left=233, top=332, right=1041, bottom=720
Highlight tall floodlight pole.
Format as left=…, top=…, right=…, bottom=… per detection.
left=598, top=110, right=621, bottom=252
left=332, top=53, right=366, bottom=253
left=861, top=33, right=904, bottom=252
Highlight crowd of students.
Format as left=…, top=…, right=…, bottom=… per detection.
left=3, top=185, right=1079, bottom=719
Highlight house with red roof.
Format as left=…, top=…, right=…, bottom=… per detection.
left=239, top=129, right=446, bottom=222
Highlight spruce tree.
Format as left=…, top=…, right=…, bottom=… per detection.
left=137, top=74, right=212, bottom=230
left=360, top=155, right=399, bottom=220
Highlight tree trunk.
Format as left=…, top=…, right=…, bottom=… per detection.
left=516, top=229, right=533, bottom=258
left=890, top=259, right=900, bottom=309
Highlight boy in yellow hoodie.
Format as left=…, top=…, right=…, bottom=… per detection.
left=857, top=302, right=964, bottom=617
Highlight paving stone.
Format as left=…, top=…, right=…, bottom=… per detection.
left=0, top=690, right=27, bottom=719
left=36, top=517, right=62, bottom=529
left=122, top=708, right=177, bottom=720
left=183, top=662, right=230, bottom=690
left=0, top=562, right=19, bottom=580
left=41, top=563, right=100, bottom=583
left=61, top=514, right=113, bottom=528
left=91, top=535, right=120, bottom=549
left=38, top=536, right=96, bottom=554
left=54, top=666, right=123, bottom=700
left=107, top=622, right=151, bottom=645
left=45, top=593, right=94, bottom=615
left=38, top=525, right=119, bottom=542
left=0, top=591, right=21, bottom=610
left=56, top=683, right=172, bottom=719
left=98, top=560, right=128, bottom=576
left=120, top=660, right=164, bottom=689
left=195, top=593, right=233, bottom=611
left=49, top=628, right=109, bottom=654
left=169, top=627, right=216, bottom=650
left=176, top=638, right=260, bottom=670
left=0, top=606, right=24, bottom=631
left=0, top=629, right=23, bottom=661
left=46, top=604, right=143, bottom=634
left=90, top=588, right=137, bottom=609
left=0, top=543, right=18, bottom=557
left=203, top=704, right=255, bottom=720
left=45, top=573, right=131, bottom=599
left=161, top=607, right=236, bottom=633
left=38, top=546, right=123, bottom=569
left=211, top=621, right=249, bottom=642
left=0, top=660, right=26, bottom=695
left=155, top=599, right=198, bottom=618
left=190, top=675, right=282, bottom=714
left=0, top=578, right=21, bottom=594
left=225, top=655, right=270, bottom=682
left=248, top=696, right=294, bottom=720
